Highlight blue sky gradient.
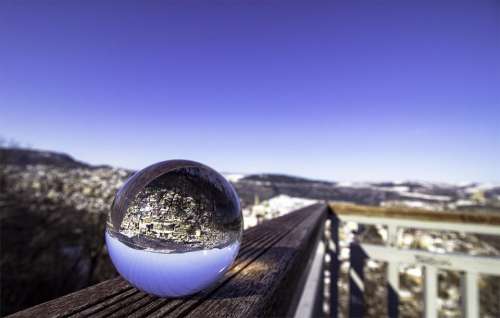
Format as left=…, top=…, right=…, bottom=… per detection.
left=1, top=0, right=499, bottom=182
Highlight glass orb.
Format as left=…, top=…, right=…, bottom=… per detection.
left=106, top=160, right=242, bottom=297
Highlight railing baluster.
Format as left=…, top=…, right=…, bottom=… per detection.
left=387, top=262, right=399, bottom=318
left=424, top=266, right=438, bottom=318
left=462, top=271, right=479, bottom=318
left=330, top=214, right=339, bottom=318
left=386, top=224, right=399, bottom=317
left=349, top=242, right=367, bottom=317
left=387, top=224, right=398, bottom=246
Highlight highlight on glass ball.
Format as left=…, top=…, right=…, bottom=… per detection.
left=105, top=160, right=243, bottom=297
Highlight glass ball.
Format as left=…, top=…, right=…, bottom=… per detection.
left=105, top=160, right=242, bottom=297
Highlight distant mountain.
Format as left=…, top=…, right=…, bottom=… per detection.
left=2, top=148, right=498, bottom=211
left=241, top=173, right=336, bottom=186
left=234, top=175, right=396, bottom=207
left=234, top=174, right=500, bottom=211
left=485, top=187, right=500, bottom=200
left=0, top=147, right=90, bottom=168
left=1, top=148, right=499, bottom=211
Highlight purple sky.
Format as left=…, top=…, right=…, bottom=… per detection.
left=1, top=0, right=499, bottom=182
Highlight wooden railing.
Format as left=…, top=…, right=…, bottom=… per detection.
left=8, top=202, right=500, bottom=317
left=8, top=204, right=327, bottom=318
left=323, top=203, right=500, bottom=318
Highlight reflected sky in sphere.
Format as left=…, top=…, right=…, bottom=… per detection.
left=106, top=160, right=242, bottom=297
left=105, top=232, right=239, bottom=297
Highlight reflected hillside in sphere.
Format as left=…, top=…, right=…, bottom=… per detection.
left=106, top=160, right=242, bottom=297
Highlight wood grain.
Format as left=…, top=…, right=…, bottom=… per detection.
left=8, top=203, right=327, bottom=318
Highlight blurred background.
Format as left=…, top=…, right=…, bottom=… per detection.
left=1, top=0, right=499, bottom=316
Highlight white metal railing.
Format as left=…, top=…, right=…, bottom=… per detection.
left=321, top=204, right=500, bottom=318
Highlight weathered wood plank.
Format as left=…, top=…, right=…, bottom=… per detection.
left=100, top=210, right=307, bottom=318
left=6, top=277, right=132, bottom=318
left=8, top=203, right=326, bottom=318
left=71, top=288, right=139, bottom=317
left=166, top=203, right=326, bottom=318
left=118, top=204, right=320, bottom=318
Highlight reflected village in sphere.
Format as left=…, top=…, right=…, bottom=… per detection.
left=109, top=169, right=240, bottom=252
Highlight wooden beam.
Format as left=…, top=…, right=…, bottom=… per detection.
left=8, top=204, right=327, bottom=318
left=360, top=244, right=500, bottom=276
left=325, top=213, right=340, bottom=318
left=329, top=203, right=500, bottom=226
left=293, top=241, right=325, bottom=318
left=335, top=214, right=500, bottom=235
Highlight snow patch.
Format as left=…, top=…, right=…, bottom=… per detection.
left=242, top=194, right=317, bottom=229
left=223, top=173, right=246, bottom=183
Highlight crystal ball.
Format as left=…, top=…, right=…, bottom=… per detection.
left=105, top=160, right=242, bottom=297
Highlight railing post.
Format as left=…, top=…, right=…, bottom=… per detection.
left=349, top=242, right=367, bottom=317
left=424, top=266, right=438, bottom=318
left=461, top=271, right=479, bottom=318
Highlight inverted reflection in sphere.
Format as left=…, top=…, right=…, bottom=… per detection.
left=106, top=160, right=242, bottom=297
